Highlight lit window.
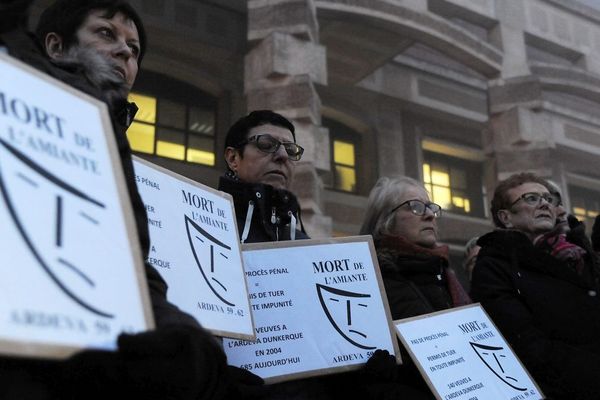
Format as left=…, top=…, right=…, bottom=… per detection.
left=126, top=72, right=217, bottom=166
left=334, top=140, right=356, bottom=192
left=569, top=185, right=600, bottom=233
left=324, top=117, right=360, bottom=193
left=422, top=150, right=483, bottom=217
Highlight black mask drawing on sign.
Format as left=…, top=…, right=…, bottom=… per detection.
left=316, top=283, right=376, bottom=350
left=470, top=342, right=527, bottom=391
left=184, top=215, right=234, bottom=306
left=0, top=138, right=113, bottom=318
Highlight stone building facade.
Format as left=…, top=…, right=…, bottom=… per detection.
left=31, top=0, right=600, bottom=285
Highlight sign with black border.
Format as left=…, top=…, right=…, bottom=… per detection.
left=0, top=53, right=154, bottom=359
left=224, top=236, right=400, bottom=383
left=395, top=303, right=544, bottom=400
left=133, top=156, right=254, bottom=340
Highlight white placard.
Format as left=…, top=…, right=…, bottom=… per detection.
left=395, top=304, right=544, bottom=400
left=0, top=54, right=153, bottom=358
left=132, top=157, right=254, bottom=340
left=224, top=236, right=399, bottom=384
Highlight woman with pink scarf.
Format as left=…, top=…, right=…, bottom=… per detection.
left=471, top=172, right=600, bottom=400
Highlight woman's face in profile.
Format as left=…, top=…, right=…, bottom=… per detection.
left=391, top=185, right=438, bottom=248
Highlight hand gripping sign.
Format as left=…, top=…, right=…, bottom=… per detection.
left=133, top=157, right=254, bottom=340
left=395, top=304, right=544, bottom=400
left=0, top=54, right=153, bottom=358
left=224, top=236, right=400, bottom=383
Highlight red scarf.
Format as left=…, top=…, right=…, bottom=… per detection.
left=534, top=231, right=587, bottom=274
left=378, top=235, right=472, bottom=307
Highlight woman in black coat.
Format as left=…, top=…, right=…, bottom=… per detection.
left=470, top=172, right=600, bottom=400
left=360, top=176, right=470, bottom=321
left=358, top=176, right=471, bottom=399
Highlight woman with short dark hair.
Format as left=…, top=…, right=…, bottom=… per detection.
left=219, top=110, right=308, bottom=244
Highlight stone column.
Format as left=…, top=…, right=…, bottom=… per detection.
left=374, top=102, right=405, bottom=178
left=245, top=0, right=331, bottom=238
left=486, top=1, right=560, bottom=183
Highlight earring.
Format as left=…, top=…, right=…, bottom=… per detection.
left=225, top=169, right=239, bottom=181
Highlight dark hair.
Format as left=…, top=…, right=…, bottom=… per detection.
left=225, top=110, right=296, bottom=152
left=35, top=0, right=146, bottom=65
left=491, top=172, right=552, bottom=228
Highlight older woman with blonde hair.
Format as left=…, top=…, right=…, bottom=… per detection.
left=354, top=177, right=470, bottom=399
left=360, top=176, right=470, bottom=321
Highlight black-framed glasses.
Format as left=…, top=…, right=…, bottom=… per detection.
left=510, top=192, right=560, bottom=208
left=238, top=134, right=304, bottom=161
left=389, top=199, right=442, bottom=218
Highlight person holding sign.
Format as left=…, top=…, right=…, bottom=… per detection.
left=220, top=110, right=309, bottom=244
left=471, top=172, right=600, bottom=400
left=359, top=176, right=471, bottom=398
left=1, top=1, right=248, bottom=399
left=222, top=113, right=400, bottom=399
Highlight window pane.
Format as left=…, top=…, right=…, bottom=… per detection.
left=431, top=169, right=450, bottom=187
left=450, top=168, right=467, bottom=189
left=127, top=122, right=155, bottom=153
left=422, top=149, right=484, bottom=217
left=156, top=141, right=185, bottom=160
left=569, top=185, right=600, bottom=234
left=424, top=183, right=432, bottom=197
left=335, top=165, right=356, bottom=192
left=158, top=99, right=186, bottom=129
left=187, top=135, right=215, bottom=166
left=452, top=196, right=471, bottom=214
left=423, top=163, right=431, bottom=183
left=432, top=185, right=451, bottom=209
left=334, top=140, right=355, bottom=166
left=189, top=107, right=215, bottom=136
left=156, top=129, right=185, bottom=160
left=129, top=93, right=156, bottom=123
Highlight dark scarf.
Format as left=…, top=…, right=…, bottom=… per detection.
left=377, top=235, right=471, bottom=307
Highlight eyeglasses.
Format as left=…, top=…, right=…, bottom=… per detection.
left=239, top=134, right=304, bottom=161
left=389, top=199, right=442, bottom=218
left=510, top=192, right=560, bottom=208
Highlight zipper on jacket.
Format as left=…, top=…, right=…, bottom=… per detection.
left=270, top=207, right=280, bottom=241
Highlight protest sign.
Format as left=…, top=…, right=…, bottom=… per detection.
left=132, top=157, right=254, bottom=339
left=0, top=54, right=153, bottom=358
left=395, top=304, right=544, bottom=400
left=224, top=236, right=399, bottom=383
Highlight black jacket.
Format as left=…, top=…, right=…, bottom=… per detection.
left=218, top=176, right=309, bottom=243
left=364, top=247, right=453, bottom=399
left=471, top=230, right=600, bottom=400
left=377, top=249, right=453, bottom=320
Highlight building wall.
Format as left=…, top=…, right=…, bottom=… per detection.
left=29, top=0, right=600, bottom=283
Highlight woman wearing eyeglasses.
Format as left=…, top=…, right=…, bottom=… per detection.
left=220, top=110, right=309, bottom=244
left=356, top=176, right=469, bottom=399
left=360, top=176, right=470, bottom=321
left=471, top=172, right=600, bottom=400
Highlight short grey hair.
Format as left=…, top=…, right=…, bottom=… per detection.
left=359, top=176, right=425, bottom=242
